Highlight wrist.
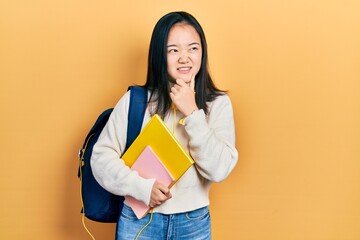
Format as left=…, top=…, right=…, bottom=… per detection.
left=185, top=108, right=198, bottom=117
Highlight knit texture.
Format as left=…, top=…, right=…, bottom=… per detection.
left=91, top=90, right=238, bottom=214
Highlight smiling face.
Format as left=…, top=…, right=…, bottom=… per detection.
left=166, top=23, right=202, bottom=84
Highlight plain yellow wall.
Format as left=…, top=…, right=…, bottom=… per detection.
left=1, top=0, right=359, bottom=239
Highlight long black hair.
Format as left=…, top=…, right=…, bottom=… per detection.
left=144, top=11, right=225, bottom=118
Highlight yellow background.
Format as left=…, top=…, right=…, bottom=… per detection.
left=1, top=0, right=359, bottom=239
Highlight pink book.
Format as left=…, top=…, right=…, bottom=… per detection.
left=125, top=145, right=174, bottom=219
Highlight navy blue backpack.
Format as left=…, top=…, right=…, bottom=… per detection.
left=78, top=86, right=147, bottom=223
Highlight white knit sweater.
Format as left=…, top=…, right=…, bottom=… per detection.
left=91, top=90, right=238, bottom=214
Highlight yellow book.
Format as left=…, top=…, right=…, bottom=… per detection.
left=122, top=114, right=194, bottom=183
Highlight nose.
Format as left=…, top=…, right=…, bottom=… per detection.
left=178, top=52, right=189, bottom=63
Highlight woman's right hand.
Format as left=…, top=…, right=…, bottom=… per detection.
left=149, top=181, right=172, bottom=208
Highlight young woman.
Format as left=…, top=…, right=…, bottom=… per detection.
left=91, top=11, right=238, bottom=239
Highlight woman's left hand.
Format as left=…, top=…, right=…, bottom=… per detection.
left=170, top=74, right=198, bottom=116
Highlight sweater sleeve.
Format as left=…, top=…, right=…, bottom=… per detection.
left=90, top=91, right=155, bottom=205
left=184, top=94, right=238, bottom=182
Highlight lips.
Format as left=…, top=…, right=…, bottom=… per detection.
left=177, top=67, right=191, bottom=73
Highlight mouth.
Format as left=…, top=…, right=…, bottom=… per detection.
left=177, top=67, right=192, bottom=73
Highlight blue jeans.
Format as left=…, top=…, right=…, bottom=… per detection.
left=116, top=205, right=211, bottom=240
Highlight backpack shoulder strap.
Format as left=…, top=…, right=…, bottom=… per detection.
left=126, top=86, right=148, bottom=150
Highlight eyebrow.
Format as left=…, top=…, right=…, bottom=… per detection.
left=167, top=42, right=201, bottom=48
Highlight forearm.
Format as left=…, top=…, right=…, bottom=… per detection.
left=184, top=96, right=238, bottom=182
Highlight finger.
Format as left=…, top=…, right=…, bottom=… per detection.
left=190, top=73, right=195, bottom=90
left=173, top=84, right=181, bottom=91
left=158, top=184, right=170, bottom=195
left=176, top=78, right=187, bottom=87
left=170, top=86, right=177, bottom=93
left=165, top=191, right=172, bottom=198
left=169, top=92, right=176, bottom=103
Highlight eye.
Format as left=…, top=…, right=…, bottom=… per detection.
left=168, top=48, right=178, bottom=53
left=189, top=47, right=199, bottom=52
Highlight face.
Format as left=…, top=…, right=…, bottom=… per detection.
left=166, top=23, right=202, bottom=84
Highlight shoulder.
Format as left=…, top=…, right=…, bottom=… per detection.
left=114, top=90, right=131, bottom=108
left=206, top=93, right=235, bottom=119
left=208, top=93, right=233, bottom=109
left=112, top=87, right=149, bottom=116
left=110, top=90, right=131, bottom=120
